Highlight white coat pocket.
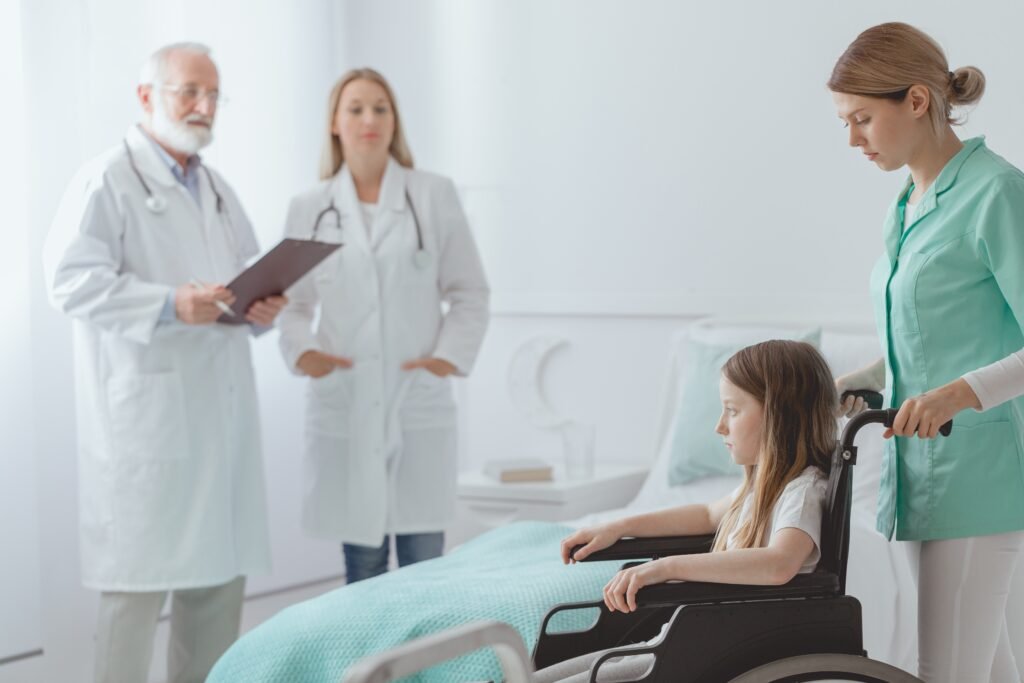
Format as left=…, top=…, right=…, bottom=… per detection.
left=306, top=370, right=353, bottom=437
left=106, top=372, right=190, bottom=461
left=400, top=370, right=456, bottom=430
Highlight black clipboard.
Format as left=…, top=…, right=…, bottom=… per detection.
left=217, top=238, right=342, bottom=325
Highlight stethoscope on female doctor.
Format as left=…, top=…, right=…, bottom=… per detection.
left=125, top=139, right=433, bottom=270
left=310, top=188, right=433, bottom=270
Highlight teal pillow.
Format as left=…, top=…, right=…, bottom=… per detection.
left=667, top=327, right=822, bottom=485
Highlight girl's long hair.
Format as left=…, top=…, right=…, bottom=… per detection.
left=711, top=340, right=837, bottom=552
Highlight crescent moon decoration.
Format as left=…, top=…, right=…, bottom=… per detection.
left=506, top=336, right=571, bottom=430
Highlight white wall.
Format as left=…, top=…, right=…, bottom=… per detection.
left=0, top=0, right=42, bottom=667
left=335, top=0, right=1024, bottom=320
left=5, top=1, right=1024, bottom=680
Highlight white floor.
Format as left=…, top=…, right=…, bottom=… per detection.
left=147, top=575, right=346, bottom=683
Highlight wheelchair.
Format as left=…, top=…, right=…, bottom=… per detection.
left=344, top=399, right=950, bottom=683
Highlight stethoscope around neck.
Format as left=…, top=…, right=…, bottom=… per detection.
left=312, top=188, right=433, bottom=270
left=123, top=139, right=230, bottom=219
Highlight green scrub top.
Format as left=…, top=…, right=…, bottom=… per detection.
left=870, top=136, right=1024, bottom=541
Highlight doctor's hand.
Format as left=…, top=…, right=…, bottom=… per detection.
left=835, top=357, right=886, bottom=418
left=246, top=295, right=288, bottom=327
left=175, top=283, right=236, bottom=325
left=297, top=350, right=353, bottom=378
left=885, top=378, right=980, bottom=440
left=402, top=358, right=457, bottom=377
left=560, top=523, right=624, bottom=564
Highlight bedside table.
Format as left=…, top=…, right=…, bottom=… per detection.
left=446, top=464, right=648, bottom=549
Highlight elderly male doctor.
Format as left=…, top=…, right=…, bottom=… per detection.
left=43, top=43, right=285, bottom=683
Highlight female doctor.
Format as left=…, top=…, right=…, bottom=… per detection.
left=830, top=23, right=1024, bottom=682
left=278, top=68, right=490, bottom=582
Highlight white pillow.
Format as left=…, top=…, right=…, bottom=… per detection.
left=635, top=319, right=825, bottom=503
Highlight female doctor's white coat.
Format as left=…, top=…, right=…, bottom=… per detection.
left=42, top=125, right=272, bottom=591
left=278, top=158, right=489, bottom=547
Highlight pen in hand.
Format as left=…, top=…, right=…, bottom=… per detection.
left=189, top=278, right=237, bottom=318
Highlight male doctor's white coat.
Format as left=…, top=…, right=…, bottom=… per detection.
left=43, top=125, right=271, bottom=591
left=278, top=158, right=489, bottom=547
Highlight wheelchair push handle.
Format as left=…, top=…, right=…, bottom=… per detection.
left=840, top=389, right=884, bottom=410
left=880, top=408, right=953, bottom=437
left=840, top=397, right=953, bottom=448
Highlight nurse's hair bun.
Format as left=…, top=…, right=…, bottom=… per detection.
left=830, top=23, right=986, bottom=132
left=948, top=66, right=985, bottom=107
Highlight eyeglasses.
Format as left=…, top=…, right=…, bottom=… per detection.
left=159, top=83, right=224, bottom=106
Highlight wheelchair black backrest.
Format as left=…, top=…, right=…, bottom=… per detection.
left=817, top=407, right=893, bottom=595
left=817, top=440, right=855, bottom=594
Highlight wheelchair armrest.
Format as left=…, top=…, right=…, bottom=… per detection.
left=634, top=570, right=841, bottom=607
left=572, top=534, right=716, bottom=562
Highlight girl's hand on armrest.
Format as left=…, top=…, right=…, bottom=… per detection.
left=560, top=523, right=624, bottom=564
left=603, top=558, right=674, bottom=613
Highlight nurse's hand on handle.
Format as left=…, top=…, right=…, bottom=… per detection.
left=245, top=295, right=288, bottom=327
left=887, top=378, right=981, bottom=440
left=297, top=350, right=353, bottom=378
left=559, top=523, right=624, bottom=564
left=402, top=358, right=457, bottom=378
left=175, top=283, right=236, bottom=325
left=835, top=357, right=887, bottom=418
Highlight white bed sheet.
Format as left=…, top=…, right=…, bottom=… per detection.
left=564, top=323, right=918, bottom=672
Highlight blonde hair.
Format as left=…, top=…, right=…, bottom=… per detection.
left=827, top=22, right=985, bottom=134
left=711, top=340, right=837, bottom=553
left=319, top=68, right=414, bottom=180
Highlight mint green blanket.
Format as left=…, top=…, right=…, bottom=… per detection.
left=208, top=522, right=622, bottom=682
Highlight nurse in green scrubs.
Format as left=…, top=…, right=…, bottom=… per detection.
left=828, top=22, right=1024, bottom=683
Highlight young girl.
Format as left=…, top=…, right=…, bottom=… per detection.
left=535, top=339, right=837, bottom=682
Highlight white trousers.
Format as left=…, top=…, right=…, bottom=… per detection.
left=93, top=576, right=245, bottom=683
left=908, top=530, right=1024, bottom=683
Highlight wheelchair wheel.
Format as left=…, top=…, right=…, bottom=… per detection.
left=728, top=653, right=922, bottom=683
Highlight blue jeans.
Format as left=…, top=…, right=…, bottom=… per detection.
left=343, top=532, right=445, bottom=583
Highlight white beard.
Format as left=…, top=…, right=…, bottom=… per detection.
left=151, top=97, right=214, bottom=155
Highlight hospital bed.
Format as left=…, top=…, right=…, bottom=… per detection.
left=208, top=321, right=921, bottom=682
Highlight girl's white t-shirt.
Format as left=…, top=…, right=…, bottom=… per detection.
left=726, top=466, right=829, bottom=574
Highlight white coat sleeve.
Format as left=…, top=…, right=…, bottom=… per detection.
left=277, top=198, right=322, bottom=373
left=962, top=347, right=1024, bottom=412
left=43, top=166, right=173, bottom=345
left=431, top=179, right=490, bottom=376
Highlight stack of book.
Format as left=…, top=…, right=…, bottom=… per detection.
left=483, top=458, right=554, bottom=483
